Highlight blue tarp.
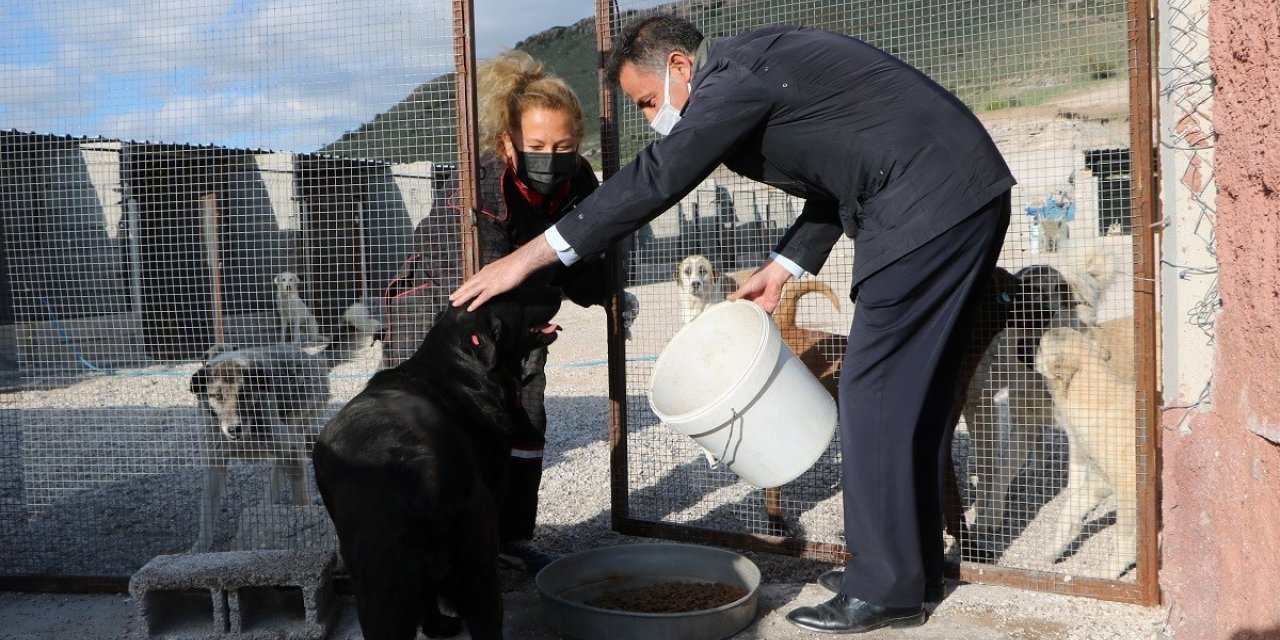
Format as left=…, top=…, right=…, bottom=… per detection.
left=1025, top=195, right=1075, bottom=222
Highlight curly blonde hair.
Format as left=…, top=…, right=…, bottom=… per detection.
left=477, top=50, right=585, bottom=162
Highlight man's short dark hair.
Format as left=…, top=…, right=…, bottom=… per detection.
left=606, top=15, right=704, bottom=85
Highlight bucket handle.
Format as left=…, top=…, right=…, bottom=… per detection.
left=701, top=408, right=746, bottom=471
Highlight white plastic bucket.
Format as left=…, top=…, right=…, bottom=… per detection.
left=648, top=300, right=838, bottom=488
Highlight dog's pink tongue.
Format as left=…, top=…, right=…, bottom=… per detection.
left=539, top=323, right=561, bottom=335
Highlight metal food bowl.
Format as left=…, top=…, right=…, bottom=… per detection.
left=535, top=542, right=761, bottom=640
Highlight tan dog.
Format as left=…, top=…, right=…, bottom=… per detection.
left=674, top=254, right=741, bottom=324
left=1039, top=218, right=1069, bottom=253
left=963, top=247, right=1118, bottom=549
left=1034, top=327, right=1136, bottom=577
left=764, top=278, right=843, bottom=533
left=676, top=259, right=846, bottom=534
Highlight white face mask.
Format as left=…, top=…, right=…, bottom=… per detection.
left=649, top=64, right=688, bottom=136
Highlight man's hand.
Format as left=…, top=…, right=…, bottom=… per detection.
left=450, top=234, right=559, bottom=311
left=728, top=259, right=794, bottom=314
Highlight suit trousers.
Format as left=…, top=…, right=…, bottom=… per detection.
left=836, top=192, right=1010, bottom=608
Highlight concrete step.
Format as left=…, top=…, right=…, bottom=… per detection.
left=129, top=550, right=336, bottom=640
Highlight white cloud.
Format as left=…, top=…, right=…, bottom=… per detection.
left=5, top=0, right=466, bottom=151
left=3, top=0, right=601, bottom=151
left=474, top=0, right=594, bottom=55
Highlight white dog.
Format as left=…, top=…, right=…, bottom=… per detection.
left=1035, top=327, right=1136, bottom=577
left=674, top=254, right=743, bottom=324
left=274, top=271, right=326, bottom=344
left=1061, top=245, right=1118, bottom=326
left=188, top=344, right=330, bottom=552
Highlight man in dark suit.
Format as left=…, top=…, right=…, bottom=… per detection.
left=453, top=15, right=1014, bottom=633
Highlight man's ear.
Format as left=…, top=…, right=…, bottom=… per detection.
left=668, top=50, right=694, bottom=81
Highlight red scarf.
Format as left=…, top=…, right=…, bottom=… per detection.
left=508, top=166, right=572, bottom=216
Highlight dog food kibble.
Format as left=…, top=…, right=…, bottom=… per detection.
left=584, top=581, right=748, bottom=613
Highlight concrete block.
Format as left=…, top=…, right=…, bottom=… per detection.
left=129, top=550, right=336, bottom=640
left=230, top=505, right=337, bottom=553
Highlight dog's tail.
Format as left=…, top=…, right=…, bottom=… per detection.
left=343, top=301, right=383, bottom=336
left=774, top=279, right=841, bottom=331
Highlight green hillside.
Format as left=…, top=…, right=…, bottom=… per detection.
left=320, top=74, right=460, bottom=164
left=320, top=0, right=1127, bottom=165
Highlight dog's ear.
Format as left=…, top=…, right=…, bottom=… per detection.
left=458, top=310, right=500, bottom=371
left=245, top=366, right=275, bottom=394
left=190, top=367, right=208, bottom=396
left=673, top=262, right=683, bottom=284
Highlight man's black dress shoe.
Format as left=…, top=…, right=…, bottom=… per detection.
left=817, top=568, right=948, bottom=602
left=786, top=593, right=926, bottom=634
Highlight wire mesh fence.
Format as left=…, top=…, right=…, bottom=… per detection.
left=601, top=0, right=1156, bottom=601
left=0, top=0, right=1158, bottom=605
left=1, top=1, right=468, bottom=578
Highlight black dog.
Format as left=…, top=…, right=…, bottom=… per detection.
left=312, top=285, right=562, bottom=640
left=1009, top=264, right=1087, bottom=367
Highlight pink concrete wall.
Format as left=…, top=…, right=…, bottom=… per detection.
left=1160, top=2, right=1280, bottom=638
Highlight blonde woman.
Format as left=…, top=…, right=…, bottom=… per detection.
left=473, top=50, right=631, bottom=574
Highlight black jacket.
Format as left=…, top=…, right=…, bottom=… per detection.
left=475, top=153, right=608, bottom=308
left=554, top=25, right=1015, bottom=285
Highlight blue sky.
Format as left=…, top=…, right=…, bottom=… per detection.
left=1, top=0, right=595, bottom=151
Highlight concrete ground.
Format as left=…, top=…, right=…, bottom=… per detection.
left=0, top=577, right=1169, bottom=640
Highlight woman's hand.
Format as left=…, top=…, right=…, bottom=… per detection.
left=728, top=259, right=794, bottom=314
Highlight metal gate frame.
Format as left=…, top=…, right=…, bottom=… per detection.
left=600, top=0, right=1162, bottom=606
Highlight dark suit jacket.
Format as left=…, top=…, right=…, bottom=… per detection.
left=554, top=25, right=1015, bottom=285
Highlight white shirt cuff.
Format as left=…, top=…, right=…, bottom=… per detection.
left=544, top=225, right=580, bottom=266
left=770, top=252, right=807, bottom=278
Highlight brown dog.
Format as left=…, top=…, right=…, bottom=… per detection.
left=764, top=278, right=844, bottom=533
left=774, top=279, right=846, bottom=396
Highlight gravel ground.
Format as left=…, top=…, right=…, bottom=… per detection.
left=0, top=280, right=1170, bottom=638
left=0, top=240, right=1165, bottom=635
left=0, top=581, right=1172, bottom=640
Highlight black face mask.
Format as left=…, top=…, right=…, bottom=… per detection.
left=515, top=151, right=578, bottom=195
